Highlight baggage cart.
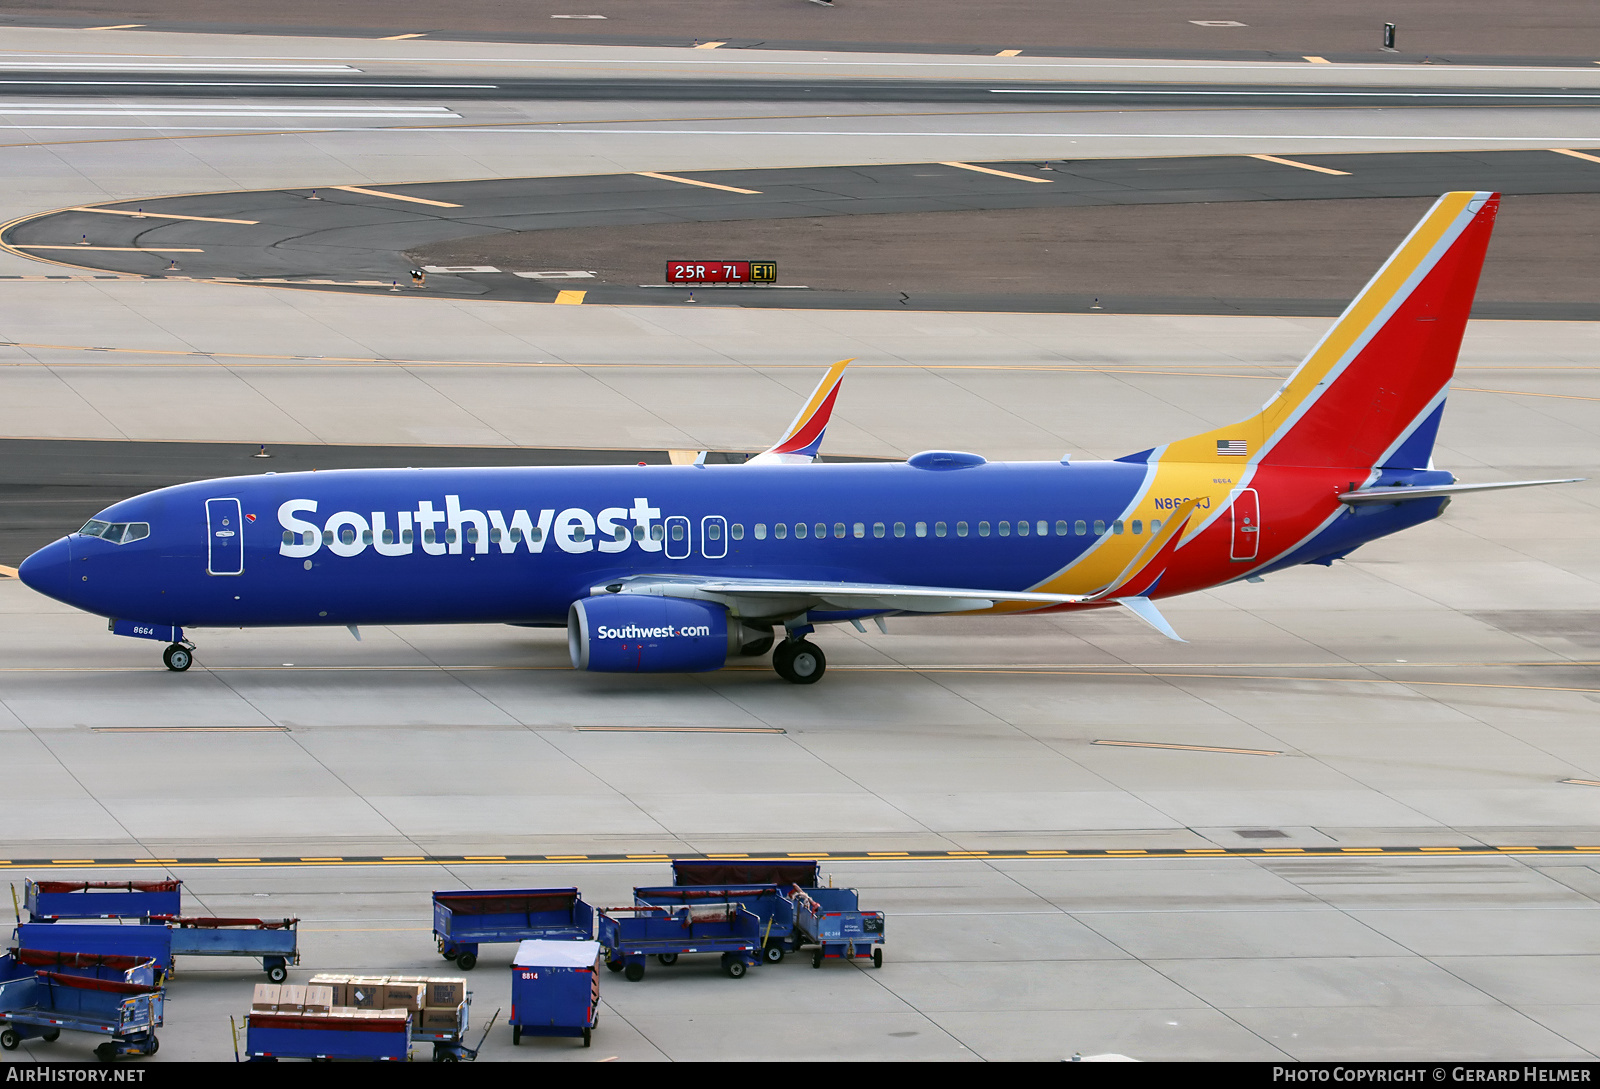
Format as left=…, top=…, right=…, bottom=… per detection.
left=0, top=951, right=163, bottom=1062
left=15, top=922, right=173, bottom=977
left=432, top=887, right=595, bottom=971
left=244, top=1010, right=410, bottom=1062
left=634, top=884, right=798, bottom=963
left=159, top=917, right=300, bottom=983
left=671, top=859, right=819, bottom=887
left=24, top=879, right=181, bottom=922
left=791, top=887, right=885, bottom=969
left=412, top=990, right=499, bottom=1062
left=598, top=904, right=763, bottom=982
left=509, top=940, right=599, bottom=1047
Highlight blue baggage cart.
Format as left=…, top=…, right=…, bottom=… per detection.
left=24, top=879, right=181, bottom=922
left=15, top=922, right=173, bottom=976
left=163, top=917, right=300, bottom=983
left=0, top=951, right=163, bottom=1061
left=634, top=885, right=798, bottom=963
left=598, top=904, right=763, bottom=981
left=412, top=990, right=499, bottom=1062
left=432, top=887, right=595, bottom=971
left=509, top=940, right=599, bottom=1048
left=791, top=887, right=885, bottom=969
left=245, top=1010, right=410, bottom=1062
left=671, top=859, right=819, bottom=888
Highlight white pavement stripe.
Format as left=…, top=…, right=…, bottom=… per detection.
left=0, top=62, right=361, bottom=71
left=990, top=87, right=1600, bottom=99
left=0, top=107, right=461, bottom=117
left=0, top=81, right=493, bottom=88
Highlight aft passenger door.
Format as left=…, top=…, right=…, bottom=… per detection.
left=1230, top=488, right=1260, bottom=562
left=206, top=497, right=244, bottom=575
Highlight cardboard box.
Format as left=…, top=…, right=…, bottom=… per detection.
left=382, top=981, right=425, bottom=1012
left=425, top=978, right=466, bottom=1009
left=348, top=977, right=385, bottom=1009
left=277, top=984, right=307, bottom=1013
left=304, top=985, right=334, bottom=1014
left=251, top=983, right=281, bottom=1012
left=418, top=1004, right=464, bottom=1032
left=308, top=973, right=351, bottom=1007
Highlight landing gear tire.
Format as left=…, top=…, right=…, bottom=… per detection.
left=773, top=640, right=825, bottom=684
left=162, top=644, right=192, bottom=672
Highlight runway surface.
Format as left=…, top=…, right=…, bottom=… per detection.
left=4, top=20, right=1600, bottom=1063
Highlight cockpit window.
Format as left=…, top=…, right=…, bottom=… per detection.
left=79, top=520, right=150, bottom=544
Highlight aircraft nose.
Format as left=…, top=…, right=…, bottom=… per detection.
left=18, top=537, right=74, bottom=603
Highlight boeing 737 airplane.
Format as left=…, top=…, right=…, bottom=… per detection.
left=17, top=191, right=1579, bottom=684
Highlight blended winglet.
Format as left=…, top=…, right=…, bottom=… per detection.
left=1088, top=499, right=1200, bottom=601
left=747, top=359, right=852, bottom=465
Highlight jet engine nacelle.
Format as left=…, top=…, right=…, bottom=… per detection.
left=568, top=594, right=736, bottom=673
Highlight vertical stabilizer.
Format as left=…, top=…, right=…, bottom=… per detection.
left=1159, top=191, right=1499, bottom=471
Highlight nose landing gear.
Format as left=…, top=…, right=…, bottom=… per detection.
left=162, top=642, right=194, bottom=672
left=772, top=638, right=825, bottom=684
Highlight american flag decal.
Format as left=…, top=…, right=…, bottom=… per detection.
left=1217, top=439, right=1248, bottom=456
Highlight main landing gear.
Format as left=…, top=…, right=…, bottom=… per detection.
left=772, top=639, right=826, bottom=684
left=162, top=642, right=194, bottom=672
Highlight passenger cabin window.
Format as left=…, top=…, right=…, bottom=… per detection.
left=1037, top=520, right=1048, bottom=536
left=794, top=523, right=807, bottom=540
left=1151, top=519, right=1162, bottom=534
left=670, top=523, right=684, bottom=541
left=1075, top=520, right=1087, bottom=536
left=1056, top=520, right=1069, bottom=536
left=1015, top=521, right=1026, bottom=537
left=833, top=523, right=846, bottom=539
left=935, top=522, right=947, bottom=537
left=731, top=524, right=744, bottom=540
left=915, top=522, right=927, bottom=538
left=978, top=522, right=990, bottom=538
left=774, top=523, right=787, bottom=540
left=956, top=522, right=969, bottom=538
left=1131, top=519, right=1143, bottom=535
left=649, top=525, right=663, bottom=542
left=754, top=524, right=767, bottom=540
left=706, top=522, right=722, bottom=541
left=998, top=521, right=1011, bottom=537
left=816, top=523, right=828, bottom=539
left=1093, top=520, right=1105, bottom=536
left=894, top=522, right=906, bottom=538
left=853, top=522, right=865, bottom=538
left=1112, top=521, right=1124, bottom=535
left=873, top=522, right=886, bottom=538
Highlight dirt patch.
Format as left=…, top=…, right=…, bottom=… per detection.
left=408, top=194, right=1600, bottom=303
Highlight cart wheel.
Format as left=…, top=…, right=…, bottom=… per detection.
left=42, top=1030, right=60, bottom=1043
left=873, top=947, right=883, bottom=968
left=442, top=950, right=458, bottom=961
left=812, top=950, right=823, bottom=969
left=1, top=1029, right=19, bottom=1051
left=267, top=965, right=287, bottom=984
left=605, top=959, right=623, bottom=973
left=146, top=1036, right=159, bottom=1056
left=94, top=1043, right=116, bottom=1063
left=512, top=1026, right=521, bottom=1046
left=624, top=963, right=644, bottom=983
left=764, top=943, right=785, bottom=964
left=583, top=1028, right=592, bottom=1048
left=656, top=953, right=678, bottom=966
left=725, top=957, right=747, bottom=980
left=456, top=952, right=478, bottom=971
left=438, top=1047, right=461, bottom=1062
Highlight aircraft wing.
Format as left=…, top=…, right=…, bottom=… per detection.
left=594, top=574, right=1088, bottom=615
left=746, top=359, right=852, bottom=465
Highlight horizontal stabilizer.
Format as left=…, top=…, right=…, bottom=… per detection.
left=1338, top=478, right=1583, bottom=504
